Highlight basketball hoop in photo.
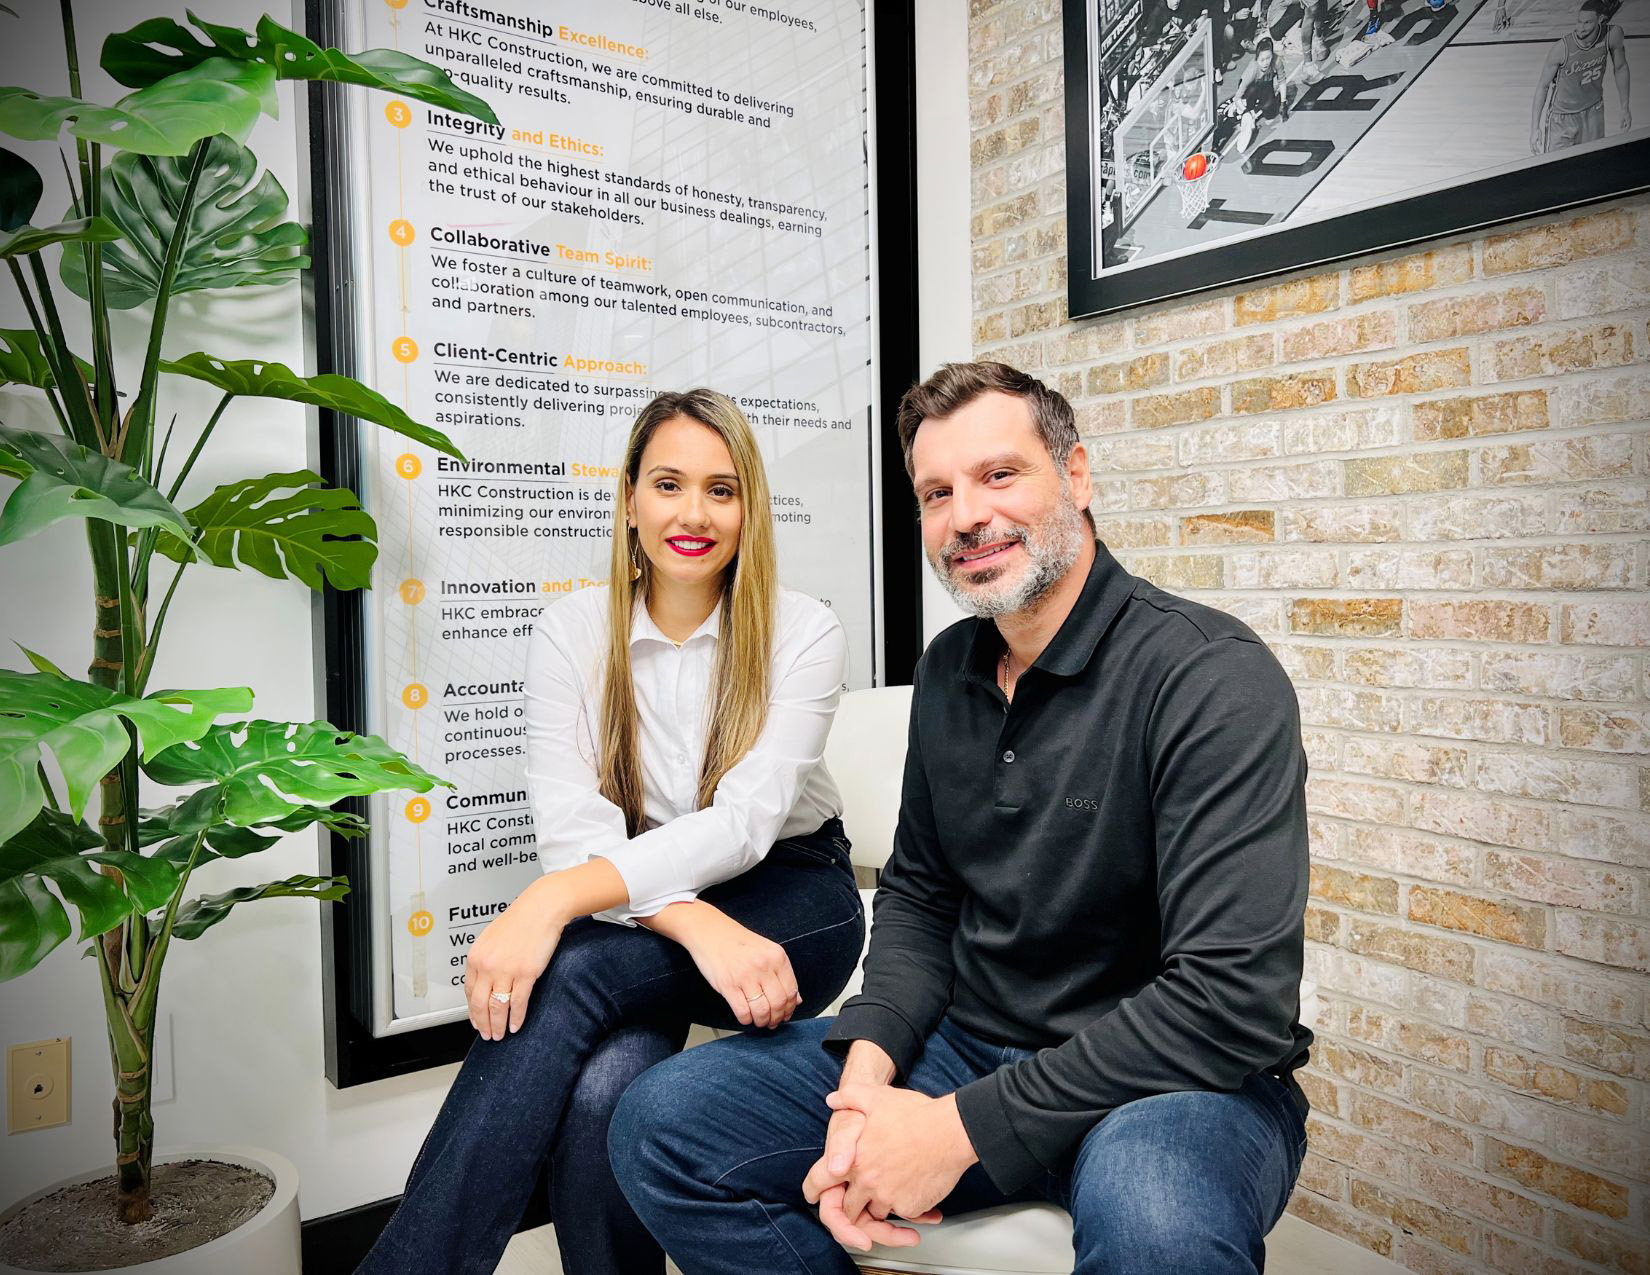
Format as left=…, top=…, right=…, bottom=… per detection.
left=1175, top=150, right=1220, bottom=222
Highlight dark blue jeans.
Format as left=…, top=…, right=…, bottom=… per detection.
left=611, top=1014, right=1309, bottom=1275
left=357, top=821, right=864, bottom=1275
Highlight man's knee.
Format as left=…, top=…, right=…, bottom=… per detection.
left=567, top=1029, right=676, bottom=1132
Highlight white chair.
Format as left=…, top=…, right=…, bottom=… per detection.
left=819, top=685, right=1322, bottom=1275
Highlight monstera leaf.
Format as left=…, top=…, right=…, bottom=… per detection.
left=0, top=671, right=252, bottom=845
left=103, top=13, right=497, bottom=123
left=0, top=147, right=42, bottom=231
left=0, top=428, right=194, bottom=548
left=0, top=809, right=182, bottom=979
left=171, top=873, right=348, bottom=941
left=159, top=354, right=465, bottom=459
left=0, top=330, right=53, bottom=390
left=60, top=136, right=306, bottom=309
left=150, top=469, right=375, bottom=590
left=0, top=58, right=276, bottom=157
left=0, top=215, right=120, bottom=261
left=143, top=719, right=448, bottom=827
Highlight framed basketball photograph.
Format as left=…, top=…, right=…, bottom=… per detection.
left=1063, top=0, right=1650, bottom=316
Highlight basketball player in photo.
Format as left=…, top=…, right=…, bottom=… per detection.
left=1217, top=35, right=1289, bottom=150
left=1531, top=0, right=1632, bottom=152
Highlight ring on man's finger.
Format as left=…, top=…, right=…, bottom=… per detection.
left=747, top=991, right=767, bottom=1003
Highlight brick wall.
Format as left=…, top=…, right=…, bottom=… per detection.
left=966, top=3, right=1648, bottom=1271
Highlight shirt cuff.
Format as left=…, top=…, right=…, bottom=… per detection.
left=954, top=1070, right=1046, bottom=1194
left=591, top=840, right=681, bottom=913
left=821, top=1000, right=927, bottom=1080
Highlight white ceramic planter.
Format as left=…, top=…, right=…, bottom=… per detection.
left=0, top=1147, right=299, bottom=1275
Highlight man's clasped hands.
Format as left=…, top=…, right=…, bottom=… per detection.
left=800, top=1039, right=980, bottom=1252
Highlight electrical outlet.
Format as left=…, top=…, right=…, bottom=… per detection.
left=7, top=1038, right=70, bottom=1133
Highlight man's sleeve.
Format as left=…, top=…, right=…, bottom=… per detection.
left=823, top=656, right=964, bottom=1076
left=953, top=636, right=1309, bottom=1191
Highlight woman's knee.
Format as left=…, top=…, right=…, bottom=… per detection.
left=566, top=1027, right=679, bottom=1133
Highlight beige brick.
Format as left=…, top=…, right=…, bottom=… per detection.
left=1290, top=597, right=1403, bottom=637
left=971, top=190, right=1040, bottom=237
left=1348, top=243, right=1474, bottom=301
left=1204, top=594, right=1283, bottom=634
left=1553, top=369, right=1650, bottom=427
left=1556, top=810, right=1650, bottom=870
left=1092, top=515, right=1172, bottom=549
left=1470, top=990, right=1559, bottom=1052
left=1285, top=1192, right=1393, bottom=1258
left=1085, top=352, right=1169, bottom=395
left=1336, top=825, right=1475, bottom=884
left=1560, top=1019, right=1650, bottom=1083
left=1346, top=918, right=1475, bottom=980
left=1412, top=389, right=1550, bottom=441
left=1342, top=736, right=1469, bottom=788
left=1412, top=789, right=1552, bottom=852
left=1409, top=884, right=1546, bottom=948
left=1479, top=433, right=1636, bottom=486
left=1553, top=1212, right=1650, bottom=1275
left=1130, top=385, right=1221, bottom=428
left=1307, top=776, right=1408, bottom=824
left=1234, top=273, right=1341, bottom=324
left=1074, top=398, right=1127, bottom=434
left=1342, top=646, right=1474, bottom=689
left=1555, top=253, right=1650, bottom=319
left=1118, top=553, right=1224, bottom=590
left=1176, top=418, right=1281, bottom=465
left=1484, top=1046, right=1605, bottom=1109
left=1345, top=547, right=1474, bottom=590
left=1304, top=903, right=1342, bottom=944
left=1320, top=1039, right=1405, bottom=1092
left=1409, top=286, right=1545, bottom=342
left=1348, top=1091, right=1473, bottom=1159
left=1296, top=1066, right=1339, bottom=1120
left=1281, top=312, right=1397, bottom=362
left=1486, top=1138, right=1630, bottom=1218
left=973, top=311, right=1009, bottom=345
left=1482, top=950, right=1641, bottom=1026
left=1409, top=1070, right=1549, bottom=1144
left=1484, top=544, right=1636, bottom=591
left=1173, top=332, right=1274, bottom=381
left=1345, top=450, right=1469, bottom=496
left=1085, top=434, right=1177, bottom=473
left=1298, top=687, right=1405, bottom=733
left=1402, top=1240, right=1489, bottom=1275
left=1485, top=1232, right=1598, bottom=1275
left=1406, top=695, right=1550, bottom=746
left=1348, top=348, right=1472, bottom=397
left=1128, top=471, right=1226, bottom=509
left=1555, top=483, right=1650, bottom=535
left=1559, top=707, right=1650, bottom=754
left=1280, top=405, right=1405, bottom=455
left=1347, top=1005, right=1471, bottom=1071
left=1305, top=1115, right=1408, bottom=1180
left=1179, top=510, right=1275, bottom=545
left=1231, top=369, right=1338, bottom=415
left=1481, top=651, right=1638, bottom=701
left=1485, top=322, right=1636, bottom=382
left=1229, top=548, right=1339, bottom=589
left=1132, top=298, right=1227, bottom=344
left=1482, top=209, right=1637, bottom=276
left=1476, top=749, right=1637, bottom=808
left=1008, top=297, right=1065, bottom=338
left=1409, top=600, right=1551, bottom=643
left=970, top=114, right=1042, bottom=165
left=1311, top=864, right=1400, bottom=915
left=1410, top=1159, right=1546, bottom=1239
left=1562, top=601, right=1650, bottom=647
left=1485, top=851, right=1637, bottom=913
left=1296, top=1152, right=1346, bottom=1201
left=1226, top=459, right=1341, bottom=501
left=1407, top=492, right=1547, bottom=540
left=1280, top=502, right=1402, bottom=543
left=1555, top=915, right=1650, bottom=975
left=1044, top=319, right=1127, bottom=364
left=1349, top=1178, right=1474, bottom=1255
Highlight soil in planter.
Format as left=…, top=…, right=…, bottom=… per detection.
left=0, top=1160, right=274, bottom=1272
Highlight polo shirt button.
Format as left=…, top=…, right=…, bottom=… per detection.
left=1003, top=749, right=1015, bottom=763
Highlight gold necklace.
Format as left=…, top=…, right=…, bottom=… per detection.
left=999, top=649, right=1013, bottom=702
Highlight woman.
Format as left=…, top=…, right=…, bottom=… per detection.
left=358, top=389, right=865, bottom=1275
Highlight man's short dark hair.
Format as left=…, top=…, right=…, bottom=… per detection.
left=1580, top=0, right=1606, bottom=15
left=895, top=361, right=1080, bottom=478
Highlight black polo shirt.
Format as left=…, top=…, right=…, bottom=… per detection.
left=825, top=541, right=1313, bottom=1192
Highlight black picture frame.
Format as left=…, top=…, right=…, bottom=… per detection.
left=1062, top=0, right=1650, bottom=318
left=304, top=0, right=921, bottom=1088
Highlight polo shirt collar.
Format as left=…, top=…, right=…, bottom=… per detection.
left=631, top=597, right=722, bottom=649
left=959, top=540, right=1135, bottom=683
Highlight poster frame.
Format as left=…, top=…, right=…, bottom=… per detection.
left=1062, top=0, right=1650, bottom=319
left=304, top=0, right=921, bottom=1088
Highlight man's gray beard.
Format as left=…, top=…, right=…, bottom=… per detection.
left=931, top=494, right=1089, bottom=619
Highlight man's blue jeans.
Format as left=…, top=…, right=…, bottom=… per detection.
left=611, top=1014, right=1309, bottom=1275
left=356, top=823, right=864, bottom=1275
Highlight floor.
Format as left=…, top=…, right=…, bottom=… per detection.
left=497, top=1211, right=1403, bottom=1274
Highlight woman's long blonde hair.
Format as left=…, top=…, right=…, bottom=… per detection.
left=598, top=389, right=777, bottom=835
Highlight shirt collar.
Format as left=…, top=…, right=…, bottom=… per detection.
left=959, top=540, right=1135, bottom=684
left=631, top=597, right=723, bottom=649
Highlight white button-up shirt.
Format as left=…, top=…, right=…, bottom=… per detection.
left=523, top=585, right=847, bottom=924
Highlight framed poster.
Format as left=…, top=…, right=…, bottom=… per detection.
left=1064, top=0, right=1650, bottom=316
left=304, top=0, right=920, bottom=1085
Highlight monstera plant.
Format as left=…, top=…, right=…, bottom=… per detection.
left=0, top=5, right=495, bottom=1233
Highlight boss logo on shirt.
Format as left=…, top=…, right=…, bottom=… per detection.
left=1064, top=796, right=1098, bottom=812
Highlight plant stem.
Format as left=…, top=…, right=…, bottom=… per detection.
left=36, top=761, right=61, bottom=812
left=134, top=556, right=189, bottom=696
left=26, top=253, right=101, bottom=449
left=164, top=392, right=233, bottom=504
left=6, top=260, right=73, bottom=435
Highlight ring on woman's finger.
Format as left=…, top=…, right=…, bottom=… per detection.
left=747, top=991, right=767, bottom=1003
left=490, top=991, right=511, bottom=1005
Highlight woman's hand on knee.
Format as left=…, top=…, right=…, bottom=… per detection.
left=465, top=877, right=570, bottom=1040
left=672, top=903, right=801, bottom=1029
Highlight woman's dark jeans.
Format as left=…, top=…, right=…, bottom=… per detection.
left=356, top=819, right=864, bottom=1275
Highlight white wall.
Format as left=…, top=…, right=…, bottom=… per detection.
left=0, top=0, right=456, bottom=1220
left=913, top=0, right=972, bottom=643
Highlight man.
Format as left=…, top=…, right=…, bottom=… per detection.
left=610, top=362, right=1312, bottom=1275
left=1531, top=0, right=1631, bottom=153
